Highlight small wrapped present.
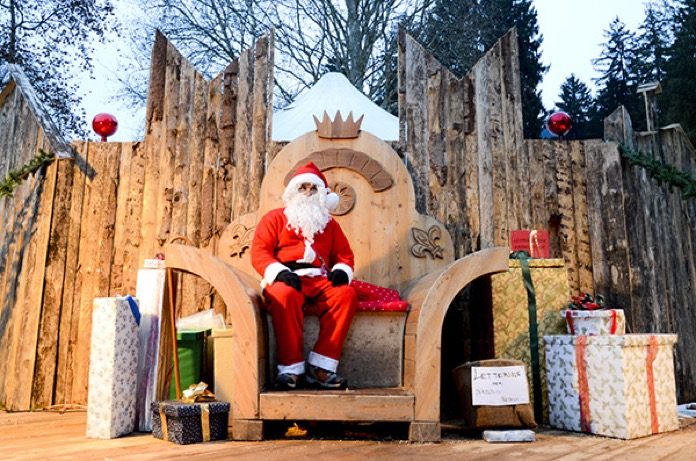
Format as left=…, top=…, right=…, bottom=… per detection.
left=86, top=296, right=140, bottom=439
left=563, top=309, right=626, bottom=335
left=151, top=400, right=230, bottom=444
left=562, top=293, right=625, bottom=335
left=544, top=334, right=679, bottom=439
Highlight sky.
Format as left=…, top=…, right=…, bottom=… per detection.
left=79, top=0, right=649, bottom=142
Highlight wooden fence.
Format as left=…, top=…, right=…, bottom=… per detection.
left=399, top=29, right=696, bottom=402
left=1, top=27, right=695, bottom=411
left=0, top=31, right=274, bottom=410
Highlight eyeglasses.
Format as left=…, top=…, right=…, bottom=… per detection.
left=299, top=183, right=318, bottom=192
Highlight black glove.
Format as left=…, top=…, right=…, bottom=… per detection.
left=327, top=269, right=349, bottom=287
left=275, top=270, right=301, bottom=291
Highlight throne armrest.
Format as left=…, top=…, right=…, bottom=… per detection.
left=400, top=247, right=509, bottom=421
left=163, top=243, right=265, bottom=419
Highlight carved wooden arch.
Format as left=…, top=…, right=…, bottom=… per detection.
left=400, top=247, right=510, bottom=422
left=163, top=243, right=264, bottom=420
left=284, top=148, right=394, bottom=192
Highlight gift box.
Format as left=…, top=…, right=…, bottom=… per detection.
left=544, top=334, right=679, bottom=439
left=86, top=297, right=140, bottom=439
left=135, top=263, right=174, bottom=432
left=491, top=259, right=568, bottom=422
left=563, top=309, right=626, bottom=335
left=151, top=400, right=230, bottom=444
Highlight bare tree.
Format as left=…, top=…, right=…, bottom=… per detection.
left=118, top=0, right=430, bottom=112
left=271, top=0, right=431, bottom=105
left=0, top=0, right=115, bottom=136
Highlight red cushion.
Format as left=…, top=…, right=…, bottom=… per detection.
left=301, top=279, right=409, bottom=314
left=352, top=279, right=409, bottom=312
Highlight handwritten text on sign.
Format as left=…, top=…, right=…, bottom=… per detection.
left=471, top=366, right=530, bottom=406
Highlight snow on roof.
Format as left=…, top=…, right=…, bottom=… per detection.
left=272, top=72, right=399, bottom=142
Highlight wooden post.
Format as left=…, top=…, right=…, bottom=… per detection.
left=166, top=268, right=182, bottom=399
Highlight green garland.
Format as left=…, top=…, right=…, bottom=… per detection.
left=618, top=143, right=696, bottom=199
left=0, top=149, right=55, bottom=198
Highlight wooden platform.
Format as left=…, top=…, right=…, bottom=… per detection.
left=2, top=410, right=696, bottom=460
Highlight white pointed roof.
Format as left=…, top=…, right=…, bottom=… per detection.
left=272, top=72, right=399, bottom=142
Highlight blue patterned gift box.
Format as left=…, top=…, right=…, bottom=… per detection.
left=86, top=297, right=140, bottom=439
left=151, top=400, right=230, bottom=444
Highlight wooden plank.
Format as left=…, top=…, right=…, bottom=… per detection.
left=172, top=64, right=195, bottom=318
left=0, top=105, right=41, bottom=407
left=185, top=72, right=211, bottom=317
left=2, top=411, right=696, bottom=460
left=186, top=73, right=207, bottom=248
left=71, top=142, right=121, bottom=404
left=217, top=60, right=238, bottom=230
left=527, top=140, right=547, bottom=230
left=155, top=41, right=182, bottom=247
left=4, top=129, right=56, bottom=411
left=570, top=141, right=594, bottom=294
left=248, top=34, right=271, bottom=215
left=544, top=141, right=561, bottom=255
left=472, top=46, right=496, bottom=248
left=501, top=29, right=528, bottom=231
left=231, top=51, right=251, bottom=222
left=443, top=74, right=468, bottom=257
left=556, top=141, right=580, bottom=294
left=122, top=142, right=146, bottom=293
left=171, top=63, right=193, bottom=240
left=259, top=391, right=414, bottom=421
left=425, top=61, right=446, bottom=222
left=54, top=142, right=89, bottom=404
left=200, top=73, right=222, bottom=247
left=31, top=156, right=75, bottom=409
left=110, top=142, right=134, bottom=294
left=584, top=142, right=632, bottom=312
left=402, top=34, right=429, bottom=215
left=139, top=33, right=167, bottom=267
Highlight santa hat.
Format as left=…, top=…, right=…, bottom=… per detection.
left=285, top=162, right=340, bottom=211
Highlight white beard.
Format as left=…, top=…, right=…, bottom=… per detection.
left=283, top=188, right=331, bottom=243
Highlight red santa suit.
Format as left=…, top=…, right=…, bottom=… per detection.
left=251, top=165, right=357, bottom=376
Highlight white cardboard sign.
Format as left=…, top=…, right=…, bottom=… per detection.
left=471, top=366, right=530, bottom=406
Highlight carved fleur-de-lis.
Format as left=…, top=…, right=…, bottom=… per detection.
left=411, top=225, right=444, bottom=259
left=228, top=224, right=255, bottom=258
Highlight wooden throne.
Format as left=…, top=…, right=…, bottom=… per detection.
left=163, top=113, right=508, bottom=442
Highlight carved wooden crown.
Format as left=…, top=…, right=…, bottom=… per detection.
left=313, top=110, right=364, bottom=139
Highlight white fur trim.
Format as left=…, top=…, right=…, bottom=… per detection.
left=326, top=192, right=340, bottom=211
left=286, top=173, right=326, bottom=196
left=331, top=263, right=353, bottom=284
left=296, top=240, right=316, bottom=263
left=263, top=262, right=290, bottom=287
left=308, top=351, right=339, bottom=372
left=277, top=361, right=305, bottom=375
left=294, top=268, right=323, bottom=278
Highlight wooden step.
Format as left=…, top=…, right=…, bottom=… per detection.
left=259, top=387, right=414, bottom=421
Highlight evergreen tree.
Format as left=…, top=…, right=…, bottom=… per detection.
left=0, top=0, right=115, bottom=136
left=511, top=0, right=547, bottom=139
left=634, top=1, right=675, bottom=84
left=592, top=17, right=643, bottom=129
left=417, top=0, right=547, bottom=138
left=555, top=74, right=601, bottom=139
left=662, top=0, right=696, bottom=143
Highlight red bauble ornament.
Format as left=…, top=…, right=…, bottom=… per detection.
left=546, top=111, right=572, bottom=137
left=92, top=113, right=118, bottom=141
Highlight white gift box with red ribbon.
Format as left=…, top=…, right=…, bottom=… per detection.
left=563, top=309, right=626, bottom=335
left=544, top=334, right=679, bottom=439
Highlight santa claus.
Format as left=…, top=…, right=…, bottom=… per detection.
left=251, top=162, right=357, bottom=390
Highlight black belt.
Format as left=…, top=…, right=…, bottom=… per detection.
left=282, top=261, right=319, bottom=271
